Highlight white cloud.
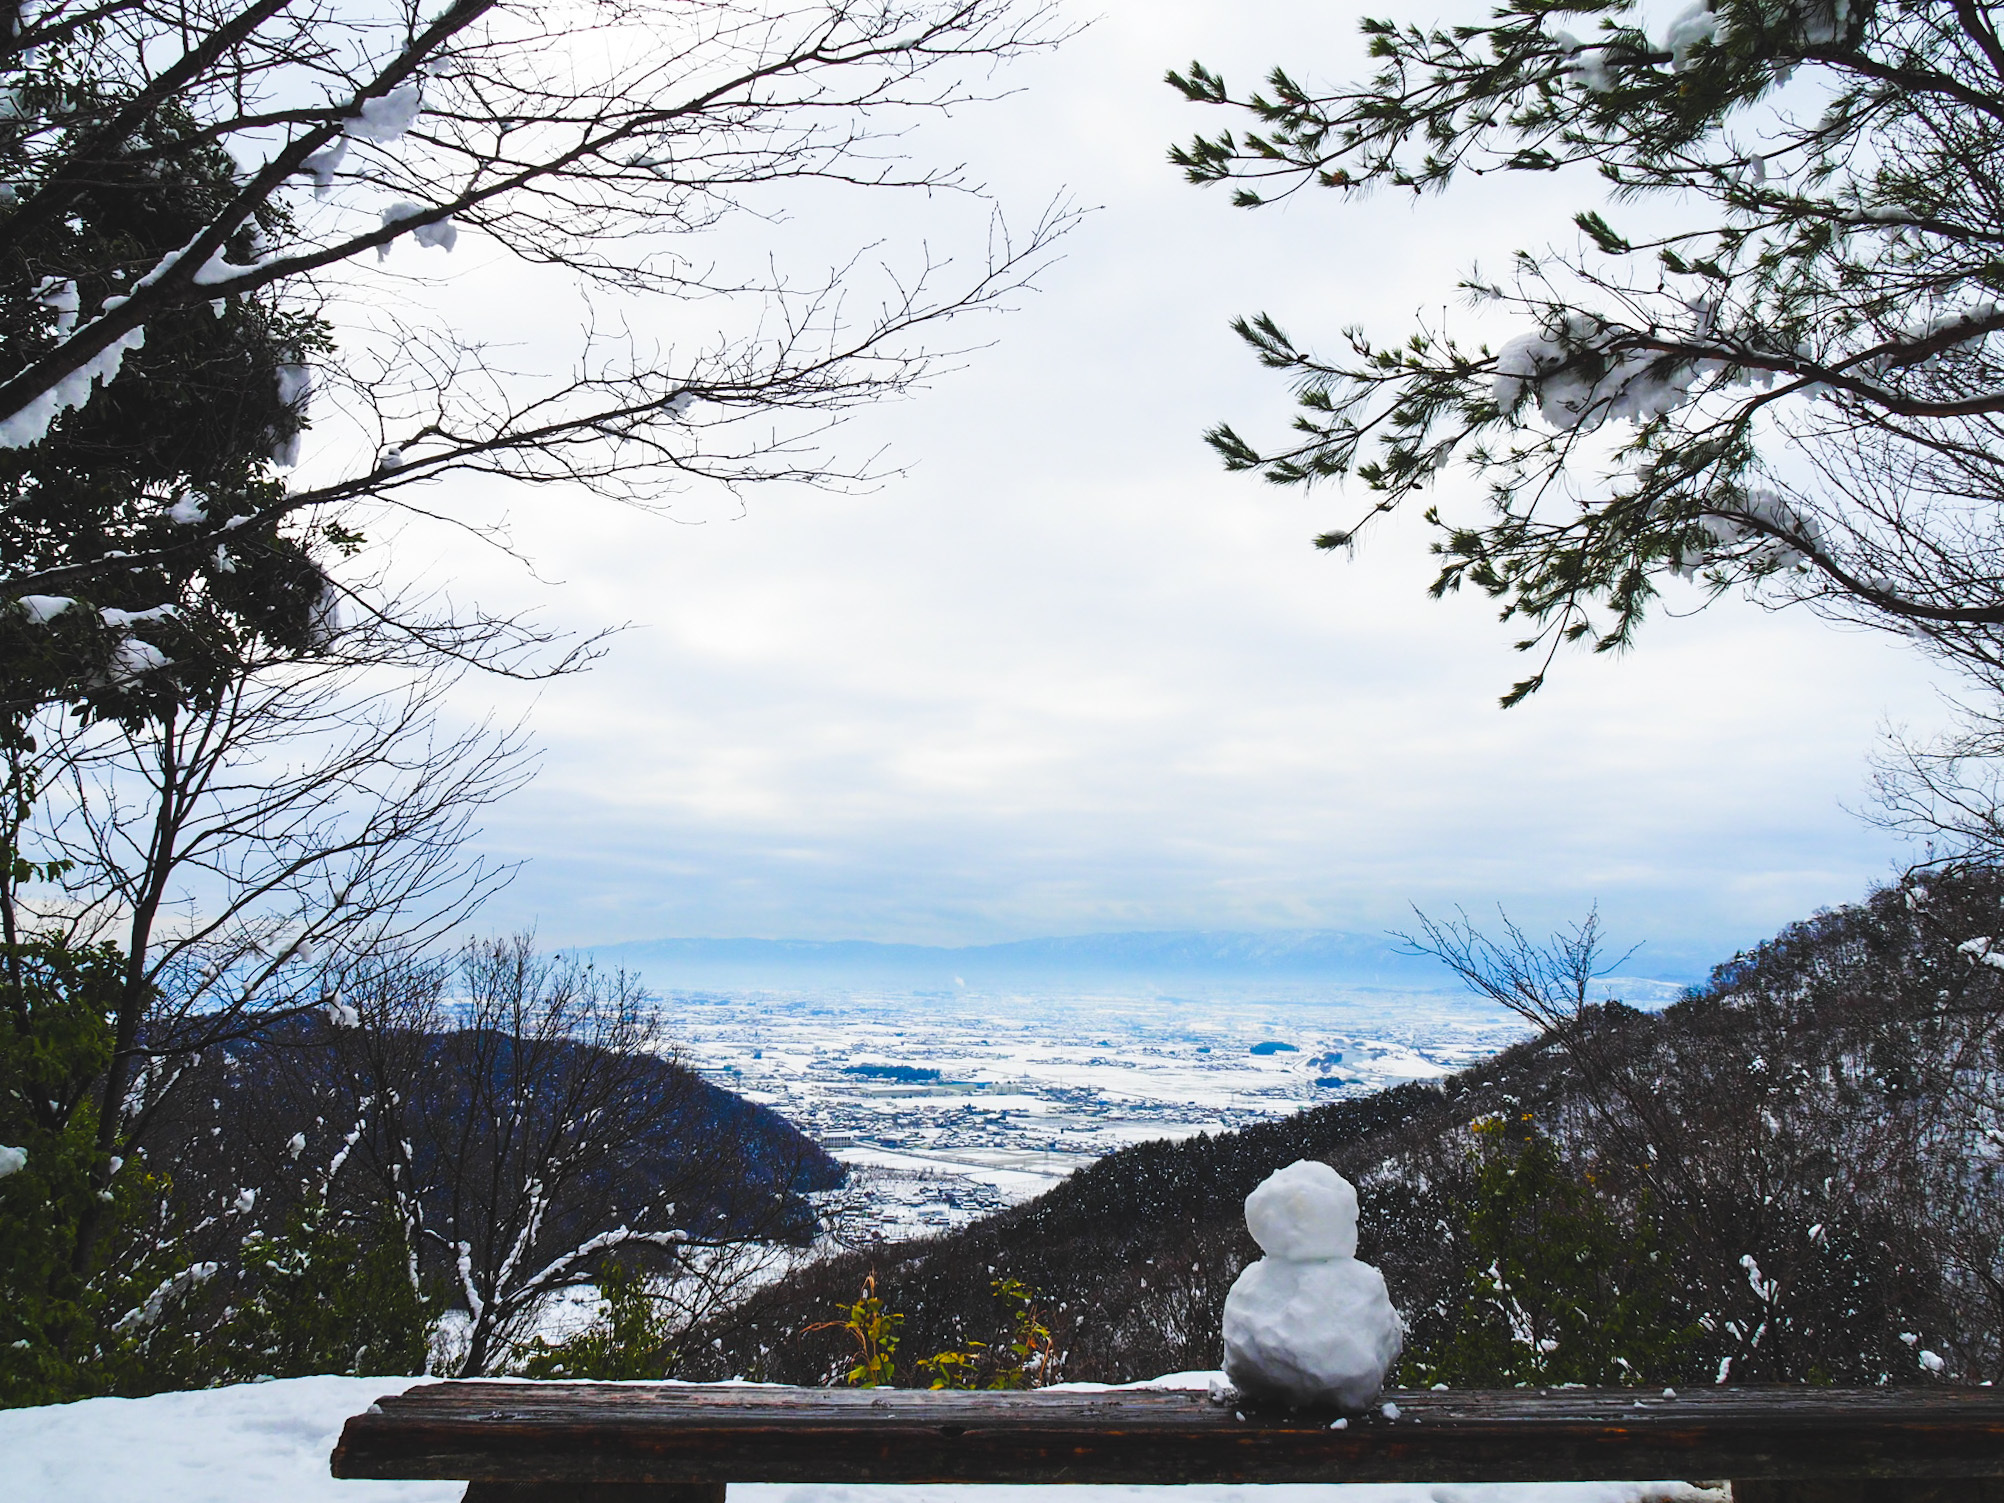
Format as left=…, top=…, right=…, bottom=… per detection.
left=385, top=0, right=1949, bottom=964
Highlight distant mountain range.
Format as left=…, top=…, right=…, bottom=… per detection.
left=582, top=928, right=1710, bottom=995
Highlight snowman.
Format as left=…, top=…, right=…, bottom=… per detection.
left=1221, top=1158, right=1402, bottom=1410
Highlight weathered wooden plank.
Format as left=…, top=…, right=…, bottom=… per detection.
left=328, top=1385, right=2004, bottom=1488
left=1733, top=1483, right=2004, bottom=1503
left=461, top=1484, right=725, bottom=1503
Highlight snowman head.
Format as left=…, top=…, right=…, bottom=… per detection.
left=1245, top=1158, right=1359, bottom=1261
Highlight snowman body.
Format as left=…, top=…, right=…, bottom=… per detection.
left=1221, top=1159, right=1401, bottom=1410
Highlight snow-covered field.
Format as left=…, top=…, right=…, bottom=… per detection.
left=0, top=1375, right=1726, bottom=1503
left=660, top=986, right=1532, bottom=1237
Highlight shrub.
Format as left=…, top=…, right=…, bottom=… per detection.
left=216, top=1198, right=435, bottom=1380
left=1403, top=1114, right=1694, bottom=1388
left=810, top=1272, right=903, bottom=1387
left=518, top=1259, right=671, bottom=1381
left=918, top=1277, right=1060, bottom=1390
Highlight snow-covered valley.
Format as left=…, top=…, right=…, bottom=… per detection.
left=654, top=985, right=1541, bottom=1239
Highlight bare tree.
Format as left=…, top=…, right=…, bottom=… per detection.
left=0, top=0, right=1065, bottom=1385
left=1872, top=704, right=2004, bottom=871
left=321, top=937, right=836, bottom=1375
left=1401, top=889, right=2004, bottom=1381
left=0, top=0, right=1076, bottom=628
left=1395, top=905, right=1691, bottom=1200
left=0, top=610, right=531, bottom=1271
left=1395, top=904, right=1635, bottom=1038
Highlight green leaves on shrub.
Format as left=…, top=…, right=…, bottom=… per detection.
left=1405, top=1113, right=1695, bottom=1388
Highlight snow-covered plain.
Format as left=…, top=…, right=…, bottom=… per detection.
left=0, top=1375, right=1728, bottom=1503
left=658, top=986, right=1537, bottom=1238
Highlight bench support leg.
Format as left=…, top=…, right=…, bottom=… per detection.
left=462, top=1485, right=727, bottom=1503
left=1735, top=1483, right=2004, bottom=1503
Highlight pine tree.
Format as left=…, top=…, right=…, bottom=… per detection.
left=1171, top=1, right=2004, bottom=703
left=0, top=80, right=349, bottom=1403
left=0, top=85, right=332, bottom=721
left=0, top=936, right=195, bottom=1404
left=1402, top=1112, right=1694, bottom=1388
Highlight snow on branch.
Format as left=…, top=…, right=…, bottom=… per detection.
left=112, top=1260, right=219, bottom=1334
left=0, top=0, right=1074, bottom=613
left=513, top=1224, right=688, bottom=1306
left=1170, top=0, right=2004, bottom=695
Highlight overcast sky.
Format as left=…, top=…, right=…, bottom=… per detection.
left=367, top=0, right=1954, bottom=970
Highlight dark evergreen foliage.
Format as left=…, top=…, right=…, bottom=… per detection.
left=1406, top=1112, right=1695, bottom=1387
left=208, top=1196, right=435, bottom=1384
left=517, top=1257, right=681, bottom=1381
left=0, top=90, right=331, bottom=721
left=0, top=937, right=158, bottom=1404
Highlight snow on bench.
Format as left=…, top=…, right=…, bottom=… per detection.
left=329, top=1381, right=2004, bottom=1503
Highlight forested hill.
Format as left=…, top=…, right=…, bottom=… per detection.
left=697, top=868, right=2004, bottom=1391
left=155, top=1026, right=845, bottom=1255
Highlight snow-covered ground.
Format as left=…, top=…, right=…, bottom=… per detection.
left=662, top=986, right=1531, bottom=1238
left=0, top=1375, right=1727, bottom=1503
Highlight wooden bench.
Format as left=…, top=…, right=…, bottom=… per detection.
left=330, top=1382, right=2004, bottom=1503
